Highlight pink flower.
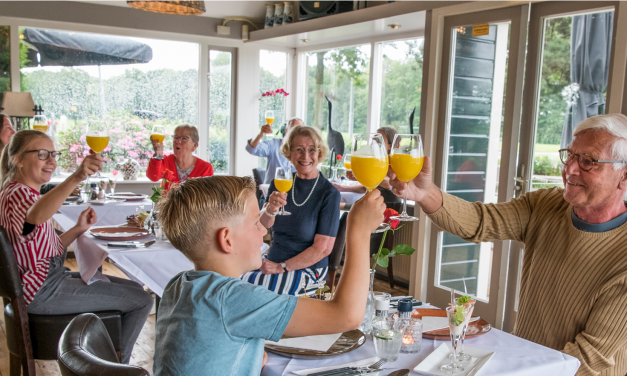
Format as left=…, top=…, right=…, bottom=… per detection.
left=112, top=170, right=119, bottom=176
left=103, top=157, right=111, bottom=162
left=128, top=151, right=139, bottom=158
left=69, top=144, right=81, bottom=153
left=103, top=146, right=111, bottom=152
left=77, top=158, right=84, bottom=163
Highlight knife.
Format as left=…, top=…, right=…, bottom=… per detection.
left=107, top=240, right=156, bottom=248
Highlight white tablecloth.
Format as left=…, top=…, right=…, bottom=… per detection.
left=263, top=323, right=580, bottom=376
left=58, top=199, right=153, bottom=226
left=260, top=184, right=365, bottom=205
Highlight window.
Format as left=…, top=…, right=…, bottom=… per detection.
left=305, top=45, right=370, bottom=170
left=19, top=27, right=199, bottom=177
left=0, top=26, right=10, bottom=104
left=258, top=50, right=287, bottom=169
left=379, top=39, right=424, bottom=133
left=208, top=49, right=234, bottom=174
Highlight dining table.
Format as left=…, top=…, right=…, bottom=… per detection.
left=55, top=199, right=581, bottom=376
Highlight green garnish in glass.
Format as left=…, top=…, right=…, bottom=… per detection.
left=456, top=295, right=472, bottom=304
left=451, top=304, right=466, bottom=326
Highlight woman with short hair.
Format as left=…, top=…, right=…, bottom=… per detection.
left=240, top=125, right=341, bottom=295
left=0, top=130, right=153, bottom=363
left=147, top=124, right=213, bottom=190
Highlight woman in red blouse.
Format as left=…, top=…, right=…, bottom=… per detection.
left=147, top=124, right=213, bottom=190
left=0, top=130, right=153, bottom=364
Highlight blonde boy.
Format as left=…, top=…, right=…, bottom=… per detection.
left=153, top=176, right=385, bottom=376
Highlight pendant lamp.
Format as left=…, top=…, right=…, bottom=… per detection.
left=127, top=1, right=206, bottom=16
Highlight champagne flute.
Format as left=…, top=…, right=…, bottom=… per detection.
left=265, top=110, right=275, bottom=126
left=390, top=134, right=424, bottom=221
left=33, top=114, right=48, bottom=133
left=151, top=124, right=166, bottom=144
left=274, top=167, right=293, bottom=216
left=85, top=120, right=110, bottom=177
left=440, top=302, right=475, bottom=374
left=344, top=154, right=351, bottom=171
left=351, top=134, right=390, bottom=233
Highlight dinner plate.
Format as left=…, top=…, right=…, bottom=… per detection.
left=65, top=195, right=80, bottom=202
left=265, top=329, right=365, bottom=359
left=413, top=309, right=491, bottom=340
left=89, top=226, right=151, bottom=241
left=414, top=343, right=495, bottom=376
left=109, top=193, right=147, bottom=201
left=87, top=199, right=107, bottom=205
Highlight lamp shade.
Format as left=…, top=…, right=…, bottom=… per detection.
left=127, top=1, right=206, bottom=15
left=1, top=92, right=36, bottom=117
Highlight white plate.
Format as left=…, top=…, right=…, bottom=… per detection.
left=87, top=199, right=107, bottom=205
left=109, top=194, right=148, bottom=201
left=414, top=343, right=495, bottom=376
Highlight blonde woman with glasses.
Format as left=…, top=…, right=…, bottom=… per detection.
left=240, top=125, right=341, bottom=295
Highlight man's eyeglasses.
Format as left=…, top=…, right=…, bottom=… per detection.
left=292, top=147, right=318, bottom=156
left=173, top=136, right=190, bottom=143
left=558, top=149, right=627, bottom=172
left=24, top=149, right=63, bottom=161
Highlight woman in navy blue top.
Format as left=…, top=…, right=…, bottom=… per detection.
left=241, top=126, right=340, bottom=295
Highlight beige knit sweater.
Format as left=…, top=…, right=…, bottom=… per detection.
left=427, top=188, right=627, bottom=376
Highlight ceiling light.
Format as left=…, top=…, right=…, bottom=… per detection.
left=388, top=24, right=401, bottom=30
left=127, top=1, right=206, bottom=16
left=300, top=39, right=310, bottom=43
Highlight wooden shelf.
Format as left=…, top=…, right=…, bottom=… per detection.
left=247, top=1, right=466, bottom=43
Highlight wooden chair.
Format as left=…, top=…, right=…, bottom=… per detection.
left=58, top=313, right=149, bottom=376
left=326, top=212, right=348, bottom=288
left=0, top=226, right=123, bottom=376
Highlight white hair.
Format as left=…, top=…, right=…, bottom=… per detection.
left=287, top=117, right=304, bottom=127
left=574, top=114, right=627, bottom=171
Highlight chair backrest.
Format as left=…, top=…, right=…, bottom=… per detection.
left=326, top=212, right=348, bottom=288
left=58, top=313, right=149, bottom=376
left=0, top=226, right=24, bottom=300
left=252, top=168, right=266, bottom=201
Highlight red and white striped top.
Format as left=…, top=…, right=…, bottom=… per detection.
left=0, top=181, right=64, bottom=304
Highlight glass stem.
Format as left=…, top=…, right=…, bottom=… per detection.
left=402, top=188, right=408, bottom=216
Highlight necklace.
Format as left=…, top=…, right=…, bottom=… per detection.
left=292, top=172, right=320, bottom=207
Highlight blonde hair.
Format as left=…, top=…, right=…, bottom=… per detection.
left=174, top=124, right=199, bottom=143
left=1, top=130, right=50, bottom=190
left=157, top=176, right=256, bottom=261
left=280, top=125, right=328, bottom=161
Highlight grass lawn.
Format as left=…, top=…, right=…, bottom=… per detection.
left=535, top=144, right=561, bottom=153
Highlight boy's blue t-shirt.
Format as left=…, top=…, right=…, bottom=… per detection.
left=153, top=270, right=298, bottom=376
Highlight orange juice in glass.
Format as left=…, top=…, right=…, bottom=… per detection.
left=274, top=166, right=292, bottom=216
left=151, top=125, right=166, bottom=143
left=274, top=178, right=293, bottom=194
left=265, top=110, right=275, bottom=126
left=85, top=120, right=110, bottom=177
left=33, top=115, right=48, bottom=133
left=389, top=134, right=424, bottom=221
left=344, top=154, right=352, bottom=171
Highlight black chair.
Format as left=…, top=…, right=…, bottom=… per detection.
left=0, top=226, right=123, bottom=376
left=252, top=168, right=267, bottom=208
left=58, top=313, right=149, bottom=376
left=326, top=212, right=348, bottom=288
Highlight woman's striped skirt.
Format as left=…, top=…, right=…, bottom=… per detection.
left=240, top=267, right=328, bottom=296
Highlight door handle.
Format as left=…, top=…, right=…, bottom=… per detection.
left=514, top=164, right=527, bottom=197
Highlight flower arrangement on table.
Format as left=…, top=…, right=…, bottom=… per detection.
left=371, top=208, right=416, bottom=270
left=150, top=169, right=177, bottom=204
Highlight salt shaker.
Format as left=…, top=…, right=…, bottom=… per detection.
left=394, top=299, right=423, bottom=354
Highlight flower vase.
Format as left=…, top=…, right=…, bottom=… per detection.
left=144, top=209, right=159, bottom=234
left=331, top=167, right=339, bottom=183
left=358, top=269, right=376, bottom=335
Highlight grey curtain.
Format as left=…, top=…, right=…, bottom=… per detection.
left=561, top=12, right=614, bottom=148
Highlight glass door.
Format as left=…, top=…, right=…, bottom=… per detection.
left=428, top=5, right=528, bottom=328
left=503, top=1, right=617, bottom=333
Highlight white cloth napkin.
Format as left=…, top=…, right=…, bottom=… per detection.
left=76, top=234, right=109, bottom=284
left=266, top=333, right=342, bottom=352
left=292, top=356, right=380, bottom=375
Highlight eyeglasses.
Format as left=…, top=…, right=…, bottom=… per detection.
left=292, top=147, right=318, bottom=156
left=173, top=136, right=190, bottom=143
left=558, top=149, right=627, bottom=171
left=24, top=149, right=62, bottom=161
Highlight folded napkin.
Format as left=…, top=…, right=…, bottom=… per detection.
left=266, top=332, right=342, bottom=352
left=292, top=356, right=380, bottom=375
left=76, top=234, right=109, bottom=284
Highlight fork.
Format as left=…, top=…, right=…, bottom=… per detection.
left=308, top=359, right=388, bottom=376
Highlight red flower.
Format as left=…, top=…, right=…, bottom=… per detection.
left=383, top=208, right=400, bottom=229
left=336, top=155, right=343, bottom=161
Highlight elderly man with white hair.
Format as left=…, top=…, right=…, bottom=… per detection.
left=246, top=117, right=304, bottom=185
left=390, top=113, right=627, bottom=376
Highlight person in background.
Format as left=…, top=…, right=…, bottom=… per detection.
left=153, top=176, right=385, bottom=376
left=147, top=124, right=213, bottom=190
left=0, top=130, right=153, bottom=364
left=241, top=126, right=341, bottom=295
left=390, top=114, right=627, bottom=376
left=333, top=127, right=401, bottom=210
left=0, top=114, right=16, bottom=156
left=246, top=117, right=304, bottom=185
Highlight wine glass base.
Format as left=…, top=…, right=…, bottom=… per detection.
left=373, top=223, right=390, bottom=233
left=439, top=363, right=465, bottom=374
left=276, top=211, right=291, bottom=216
left=390, top=215, right=419, bottom=222
left=449, top=352, right=472, bottom=361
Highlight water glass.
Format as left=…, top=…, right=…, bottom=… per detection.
left=153, top=220, right=166, bottom=241
left=373, top=328, right=402, bottom=361
left=80, top=184, right=92, bottom=203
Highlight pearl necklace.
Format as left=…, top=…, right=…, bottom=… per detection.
left=292, top=171, right=320, bottom=207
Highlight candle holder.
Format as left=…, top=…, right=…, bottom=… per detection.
left=399, top=319, right=423, bottom=353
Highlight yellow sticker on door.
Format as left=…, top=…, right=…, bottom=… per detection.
left=472, top=24, right=490, bottom=37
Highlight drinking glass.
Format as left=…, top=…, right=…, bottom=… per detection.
left=32, top=114, right=48, bottom=133
left=352, top=134, right=390, bottom=233
left=389, top=134, right=424, bottom=221
left=109, top=179, right=117, bottom=196
left=440, top=303, right=474, bottom=374
left=265, top=110, right=275, bottom=126
left=98, top=179, right=108, bottom=202
left=274, top=167, right=292, bottom=216
left=151, top=124, right=166, bottom=144
left=343, top=154, right=351, bottom=171
left=85, top=120, right=110, bottom=177
left=80, top=181, right=92, bottom=203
